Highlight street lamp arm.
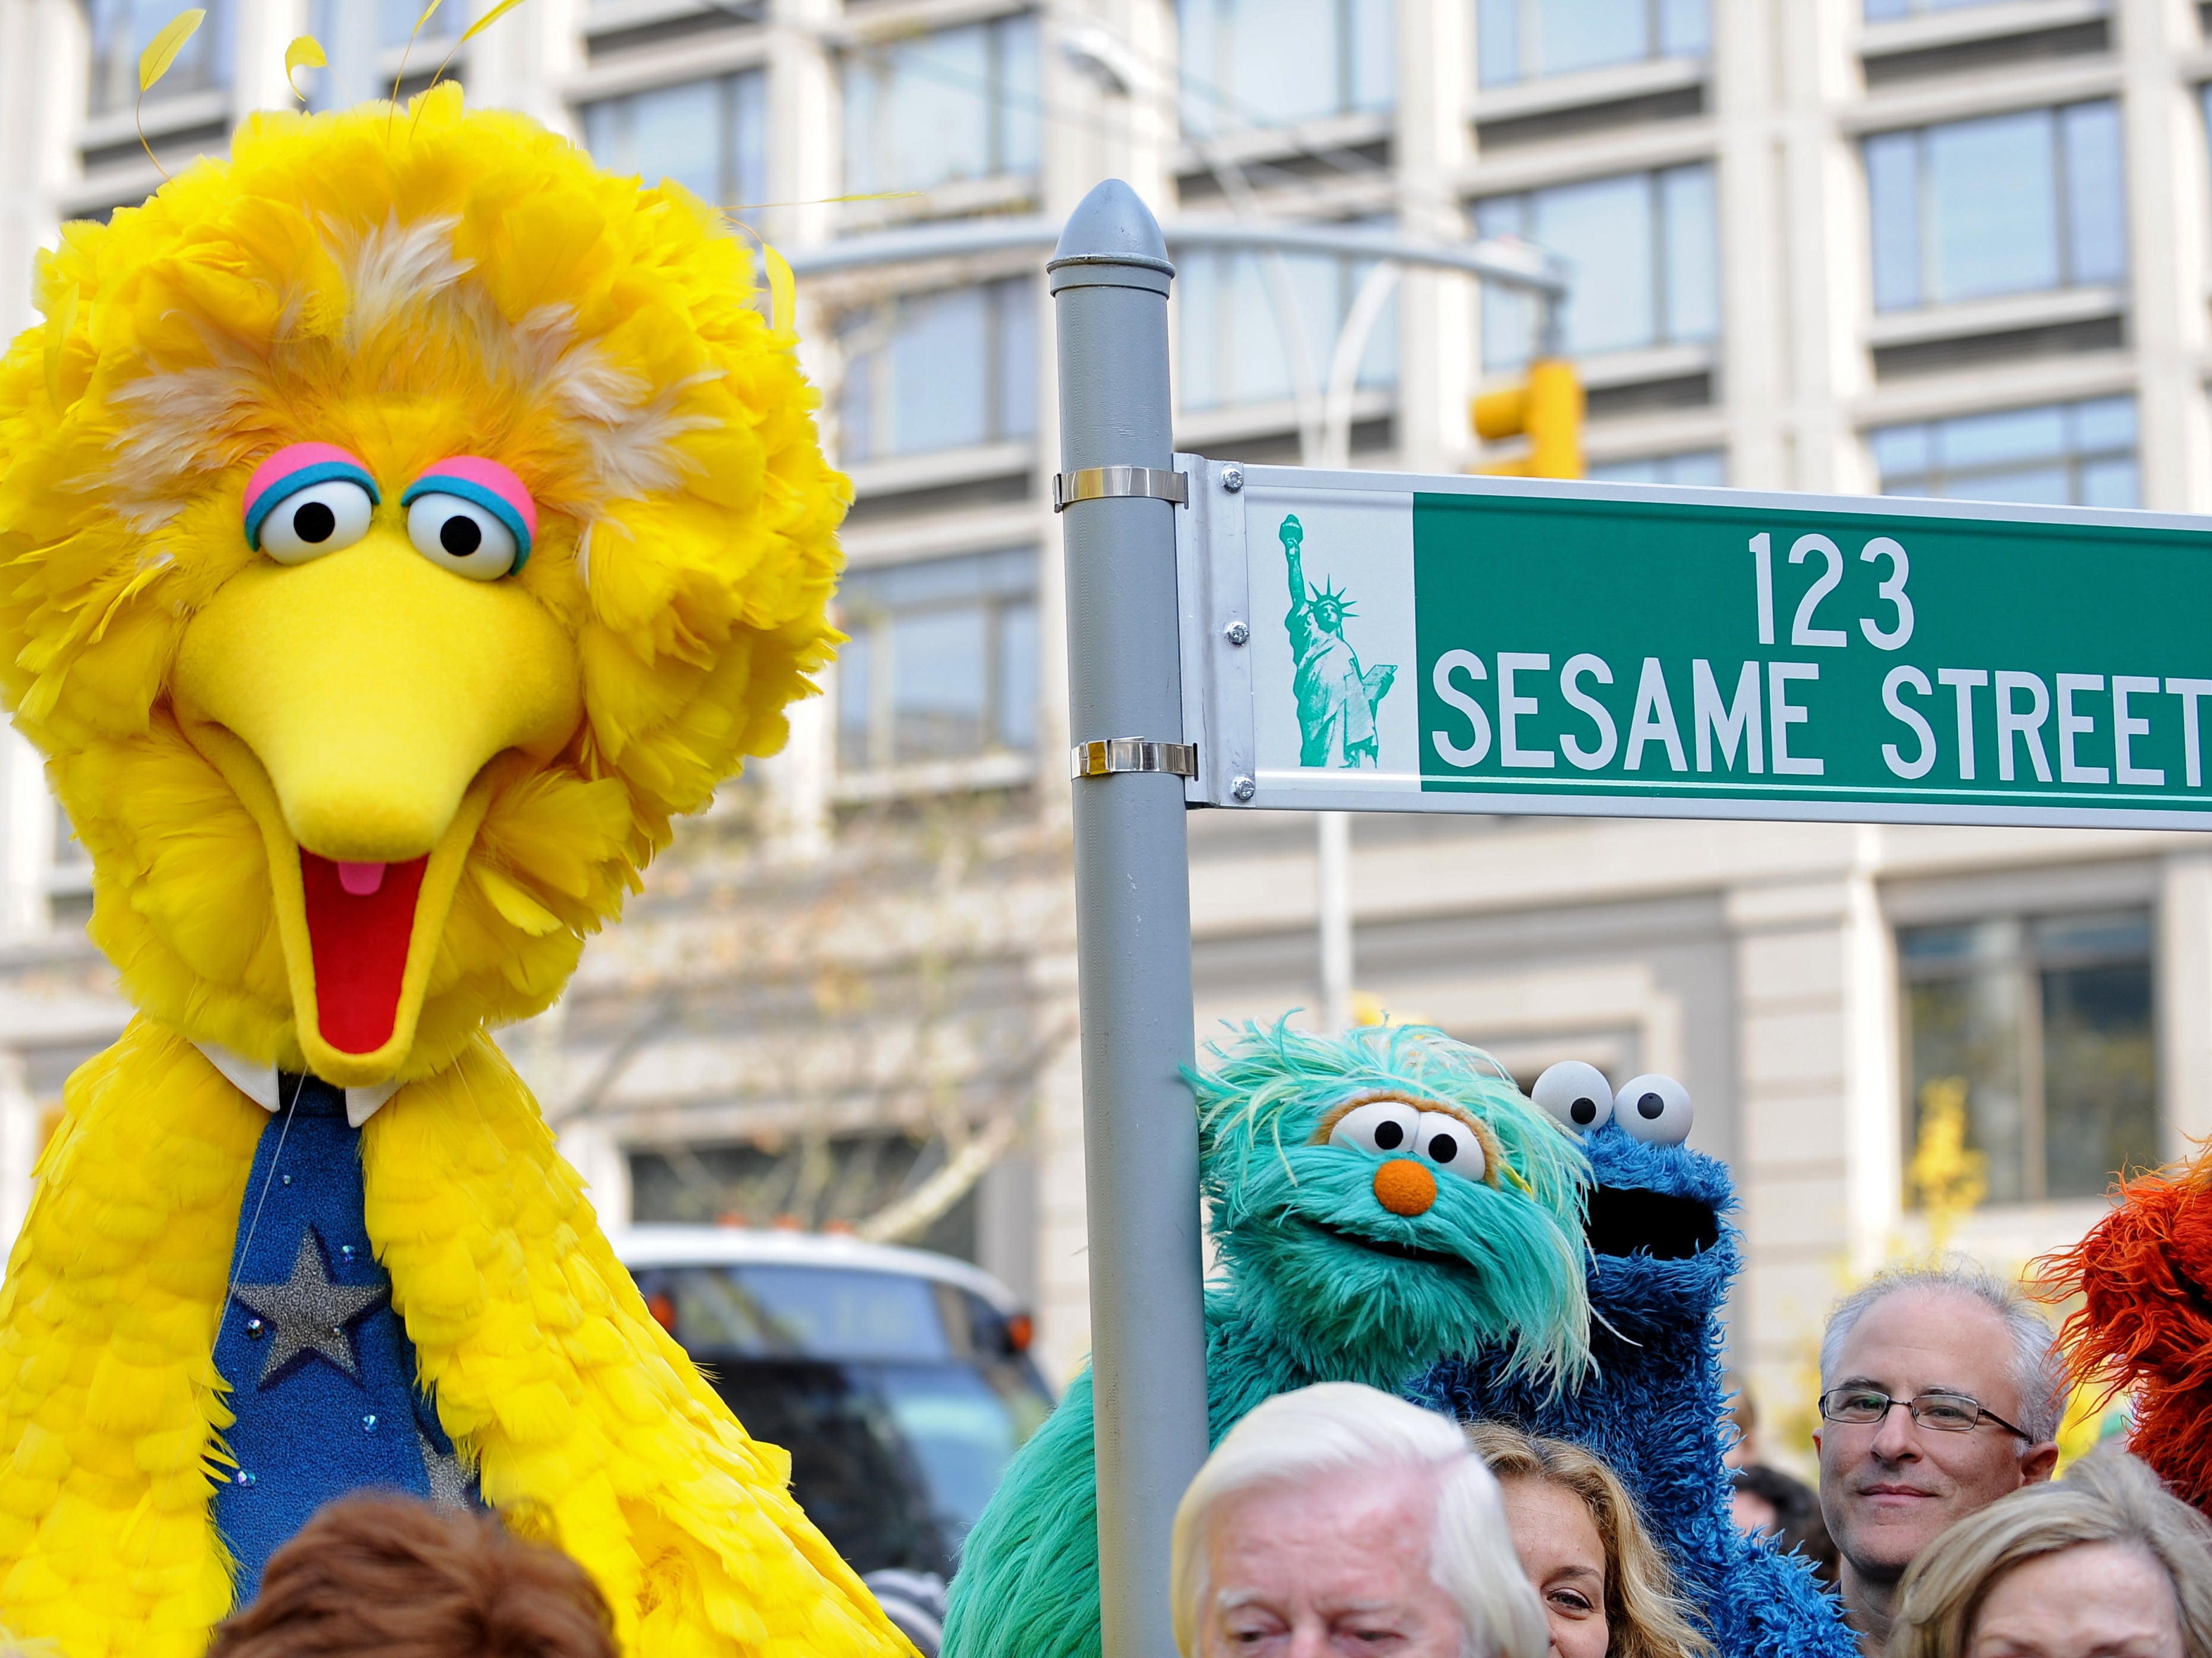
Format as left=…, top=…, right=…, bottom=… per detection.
left=783, top=213, right=1568, bottom=295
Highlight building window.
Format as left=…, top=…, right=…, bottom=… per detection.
left=836, top=280, right=1036, bottom=463
left=581, top=72, right=767, bottom=213
left=836, top=550, right=1039, bottom=774
left=843, top=14, right=1040, bottom=197
left=1864, top=0, right=2009, bottom=17
left=1587, top=450, right=1725, bottom=486
left=1177, top=248, right=1398, bottom=413
left=89, top=0, right=229, bottom=113
left=1476, top=0, right=1709, bottom=88
left=1870, top=396, right=2136, bottom=507
left=1180, top=0, right=1392, bottom=137
left=1865, top=102, right=2125, bottom=313
left=1901, top=909, right=2157, bottom=1206
left=1475, top=165, right=1716, bottom=368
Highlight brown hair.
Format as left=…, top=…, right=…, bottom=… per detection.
left=1468, top=1423, right=1714, bottom=1658
left=208, top=1495, right=618, bottom=1658
left=1888, top=1446, right=2212, bottom=1658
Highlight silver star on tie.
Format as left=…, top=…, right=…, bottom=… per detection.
left=233, top=1228, right=389, bottom=1388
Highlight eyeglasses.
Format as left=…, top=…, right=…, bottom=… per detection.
left=1818, top=1388, right=2031, bottom=1440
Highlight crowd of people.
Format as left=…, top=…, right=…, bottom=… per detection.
left=89, top=1257, right=2210, bottom=1658
left=1175, top=1259, right=2212, bottom=1658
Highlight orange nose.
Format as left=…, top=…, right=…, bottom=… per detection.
left=1373, top=1158, right=1438, bottom=1216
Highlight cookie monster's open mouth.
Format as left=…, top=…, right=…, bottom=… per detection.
left=1304, top=1219, right=1470, bottom=1272
left=1586, top=1186, right=1719, bottom=1260
left=300, top=853, right=429, bottom=1054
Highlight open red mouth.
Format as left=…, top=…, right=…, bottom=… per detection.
left=300, top=852, right=428, bottom=1054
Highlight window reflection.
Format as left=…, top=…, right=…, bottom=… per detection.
left=1180, top=0, right=1393, bottom=135
left=1870, top=397, right=2136, bottom=508
left=1864, top=0, right=2011, bottom=17
left=843, top=14, right=1039, bottom=196
left=1178, top=246, right=1398, bottom=413
left=1475, top=164, right=1716, bottom=367
left=1900, top=909, right=2157, bottom=1205
left=89, top=0, right=229, bottom=112
left=836, top=550, right=1039, bottom=773
left=581, top=71, right=767, bottom=212
left=837, top=279, right=1036, bottom=462
left=1864, top=103, right=2125, bottom=312
left=1587, top=450, right=1725, bottom=487
left=1476, top=0, right=1707, bottom=89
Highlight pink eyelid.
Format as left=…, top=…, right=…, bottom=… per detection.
left=412, top=456, right=537, bottom=541
left=242, top=443, right=373, bottom=520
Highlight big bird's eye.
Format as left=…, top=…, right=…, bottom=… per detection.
left=1612, top=1073, right=1694, bottom=1146
left=1412, top=1112, right=1485, bottom=1183
left=1532, top=1060, right=1612, bottom=1134
left=402, top=457, right=536, bottom=580
left=259, top=479, right=375, bottom=562
left=242, top=442, right=381, bottom=562
left=1328, top=1101, right=1420, bottom=1156
left=406, top=493, right=519, bottom=579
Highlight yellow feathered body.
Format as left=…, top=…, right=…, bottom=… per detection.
left=0, top=86, right=911, bottom=1656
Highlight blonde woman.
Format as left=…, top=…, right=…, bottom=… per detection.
left=1887, top=1446, right=2212, bottom=1658
left=1470, top=1424, right=1715, bottom=1658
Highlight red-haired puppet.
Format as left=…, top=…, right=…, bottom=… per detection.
left=2038, top=1146, right=2212, bottom=1514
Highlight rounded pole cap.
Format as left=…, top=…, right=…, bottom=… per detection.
left=1049, top=179, right=1174, bottom=295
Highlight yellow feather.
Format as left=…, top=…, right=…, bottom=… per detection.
left=0, top=86, right=887, bottom=1656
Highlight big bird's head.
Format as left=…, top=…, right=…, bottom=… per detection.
left=0, top=88, right=842, bottom=1086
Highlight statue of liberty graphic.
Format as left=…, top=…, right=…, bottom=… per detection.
left=1281, top=513, right=1397, bottom=769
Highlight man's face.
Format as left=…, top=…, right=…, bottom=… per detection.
left=1199, top=1466, right=1467, bottom=1657
left=1814, top=1290, right=2059, bottom=1586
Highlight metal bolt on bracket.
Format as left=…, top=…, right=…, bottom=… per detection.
left=1223, top=620, right=1249, bottom=646
left=1230, top=776, right=1256, bottom=802
left=1220, top=465, right=1244, bottom=493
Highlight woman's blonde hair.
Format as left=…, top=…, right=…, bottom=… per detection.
left=1467, top=1424, right=1714, bottom=1658
left=1889, top=1446, right=2212, bottom=1658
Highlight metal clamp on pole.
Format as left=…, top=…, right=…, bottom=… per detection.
left=1070, top=738, right=1199, bottom=780
left=1053, top=466, right=1189, bottom=512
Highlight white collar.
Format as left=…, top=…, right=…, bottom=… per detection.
left=193, top=1041, right=401, bottom=1129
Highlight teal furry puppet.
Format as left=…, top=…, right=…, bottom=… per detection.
left=940, top=1021, right=1592, bottom=1658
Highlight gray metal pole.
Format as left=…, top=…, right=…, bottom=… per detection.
left=1048, top=181, right=1210, bottom=1658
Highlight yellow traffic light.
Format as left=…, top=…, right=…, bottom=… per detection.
left=1472, top=358, right=1584, bottom=479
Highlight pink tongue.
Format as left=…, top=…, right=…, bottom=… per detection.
left=336, top=861, right=387, bottom=898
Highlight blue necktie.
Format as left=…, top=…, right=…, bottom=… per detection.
left=209, top=1074, right=473, bottom=1604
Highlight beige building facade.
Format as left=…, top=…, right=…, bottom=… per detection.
left=4, top=0, right=2212, bottom=1433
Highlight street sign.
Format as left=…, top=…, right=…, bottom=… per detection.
left=1179, top=461, right=2212, bottom=831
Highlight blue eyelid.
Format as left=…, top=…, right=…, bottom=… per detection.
left=401, top=475, right=533, bottom=570
left=243, top=462, right=380, bottom=550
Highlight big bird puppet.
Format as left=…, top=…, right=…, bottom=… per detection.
left=0, top=86, right=913, bottom=1657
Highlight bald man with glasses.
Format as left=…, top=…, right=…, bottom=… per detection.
left=1813, top=1261, right=2063, bottom=1658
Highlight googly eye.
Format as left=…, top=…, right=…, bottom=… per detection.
left=402, top=457, right=535, bottom=576
left=1413, top=1111, right=1485, bottom=1183
left=406, top=493, right=519, bottom=580
left=1328, top=1100, right=1420, bottom=1157
left=1533, top=1060, right=1612, bottom=1134
left=1612, top=1073, right=1693, bottom=1146
left=258, top=478, right=376, bottom=563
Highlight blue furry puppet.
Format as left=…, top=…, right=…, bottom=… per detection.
left=940, top=1022, right=1595, bottom=1658
left=1415, top=1062, right=1855, bottom=1658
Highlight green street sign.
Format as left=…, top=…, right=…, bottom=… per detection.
left=1175, top=459, right=2212, bottom=828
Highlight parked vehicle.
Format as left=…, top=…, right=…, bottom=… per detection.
left=611, top=1226, right=1055, bottom=1584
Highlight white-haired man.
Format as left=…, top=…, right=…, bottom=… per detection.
left=1170, top=1382, right=1547, bottom=1658
left=1814, top=1259, right=2065, bottom=1657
